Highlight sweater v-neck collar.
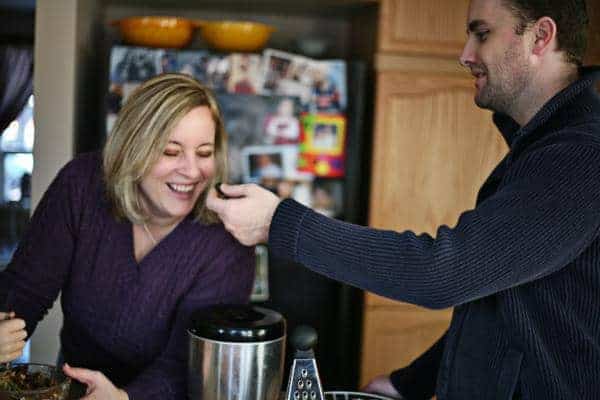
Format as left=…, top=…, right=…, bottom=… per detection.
left=493, top=66, right=600, bottom=148
left=126, top=214, right=193, bottom=268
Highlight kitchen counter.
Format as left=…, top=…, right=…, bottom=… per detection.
left=66, top=384, right=286, bottom=399
left=64, top=384, right=287, bottom=400
left=66, top=385, right=391, bottom=400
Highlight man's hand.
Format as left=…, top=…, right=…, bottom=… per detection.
left=63, top=364, right=129, bottom=400
left=0, top=311, right=26, bottom=363
left=362, top=374, right=404, bottom=399
left=206, top=183, right=281, bottom=246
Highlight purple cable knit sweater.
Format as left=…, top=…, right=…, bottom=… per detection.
left=0, top=152, right=255, bottom=399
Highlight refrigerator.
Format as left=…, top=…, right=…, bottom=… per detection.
left=105, top=45, right=372, bottom=390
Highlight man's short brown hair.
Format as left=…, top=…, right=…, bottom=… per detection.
left=503, top=0, right=589, bottom=66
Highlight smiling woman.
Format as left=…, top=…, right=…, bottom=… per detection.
left=103, top=74, right=230, bottom=262
left=0, top=73, right=255, bottom=400
left=104, top=73, right=228, bottom=226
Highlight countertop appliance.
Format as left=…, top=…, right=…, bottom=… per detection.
left=188, top=304, right=286, bottom=400
left=286, top=326, right=394, bottom=400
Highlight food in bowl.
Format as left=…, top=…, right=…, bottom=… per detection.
left=195, top=20, right=274, bottom=52
left=0, top=364, right=71, bottom=400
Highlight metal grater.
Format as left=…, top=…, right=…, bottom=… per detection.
left=285, top=325, right=325, bottom=400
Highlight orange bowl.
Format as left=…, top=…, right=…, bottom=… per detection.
left=113, top=17, right=197, bottom=49
left=195, top=21, right=274, bottom=52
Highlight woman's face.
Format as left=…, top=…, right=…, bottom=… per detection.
left=139, top=106, right=216, bottom=226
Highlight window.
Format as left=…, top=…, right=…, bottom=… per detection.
left=0, top=95, right=34, bottom=363
left=0, top=94, right=34, bottom=267
left=1, top=94, right=34, bottom=199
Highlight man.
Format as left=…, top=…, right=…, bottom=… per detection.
left=207, top=0, right=600, bottom=398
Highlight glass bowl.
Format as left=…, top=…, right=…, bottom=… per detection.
left=0, top=363, right=71, bottom=400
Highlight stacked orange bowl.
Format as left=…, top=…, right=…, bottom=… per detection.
left=195, top=20, right=275, bottom=52
left=112, top=16, right=275, bottom=52
left=111, top=17, right=198, bottom=49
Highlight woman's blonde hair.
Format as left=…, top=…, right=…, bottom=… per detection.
left=103, top=73, right=227, bottom=225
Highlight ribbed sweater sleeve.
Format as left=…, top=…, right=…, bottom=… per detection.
left=269, top=137, right=600, bottom=309
left=0, top=158, right=85, bottom=334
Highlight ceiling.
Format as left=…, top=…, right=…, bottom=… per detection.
left=0, top=0, right=35, bottom=11
left=0, top=0, right=377, bottom=13
left=104, top=0, right=377, bottom=13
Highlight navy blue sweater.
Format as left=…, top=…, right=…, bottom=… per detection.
left=269, top=67, right=600, bottom=399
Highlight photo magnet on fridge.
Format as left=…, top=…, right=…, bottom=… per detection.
left=298, top=114, right=346, bottom=177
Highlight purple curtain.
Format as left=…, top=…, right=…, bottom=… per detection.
left=0, top=45, right=33, bottom=134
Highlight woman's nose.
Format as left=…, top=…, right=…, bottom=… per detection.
left=179, top=155, right=202, bottom=178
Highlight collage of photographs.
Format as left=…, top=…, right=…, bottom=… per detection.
left=107, top=46, right=347, bottom=214
left=107, top=45, right=350, bottom=301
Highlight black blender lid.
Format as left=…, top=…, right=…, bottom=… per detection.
left=188, top=304, right=286, bottom=342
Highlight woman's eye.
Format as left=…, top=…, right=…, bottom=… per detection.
left=163, top=150, right=179, bottom=157
left=476, top=31, right=489, bottom=41
left=197, top=151, right=213, bottom=158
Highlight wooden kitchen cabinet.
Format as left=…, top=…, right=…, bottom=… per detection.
left=585, top=0, right=600, bottom=65
left=368, top=67, right=507, bottom=234
left=378, top=0, right=470, bottom=57
left=360, top=0, right=508, bottom=387
left=361, top=301, right=454, bottom=381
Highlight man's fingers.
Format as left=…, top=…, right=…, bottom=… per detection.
left=206, top=188, right=227, bottom=214
left=207, top=183, right=254, bottom=215
left=208, top=182, right=275, bottom=246
left=219, top=183, right=249, bottom=198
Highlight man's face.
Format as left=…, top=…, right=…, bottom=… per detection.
left=460, top=0, right=534, bottom=115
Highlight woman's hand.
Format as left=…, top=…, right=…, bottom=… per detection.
left=362, top=374, right=404, bottom=399
left=0, top=311, right=27, bottom=363
left=63, top=364, right=129, bottom=400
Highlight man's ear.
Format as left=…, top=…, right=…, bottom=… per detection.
left=531, top=16, right=557, bottom=56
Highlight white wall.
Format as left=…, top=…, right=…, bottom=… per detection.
left=30, top=0, right=97, bottom=364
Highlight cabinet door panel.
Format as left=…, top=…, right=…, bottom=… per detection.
left=379, top=0, right=470, bottom=56
left=585, top=0, right=600, bottom=65
left=361, top=70, right=507, bottom=385
left=360, top=306, right=452, bottom=387
left=369, top=72, right=507, bottom=234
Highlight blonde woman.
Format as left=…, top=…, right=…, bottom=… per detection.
left=0, top=74, right=255, bottom=399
